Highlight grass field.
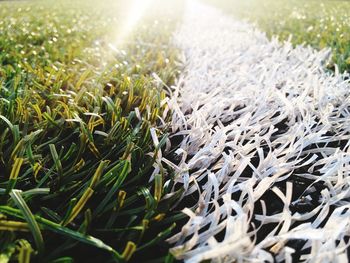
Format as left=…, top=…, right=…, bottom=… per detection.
left=205, top=0, right=350, bottom=73
left=3, top=0, right=350, bottom=262
left=0, top=0, right=184, bottom=262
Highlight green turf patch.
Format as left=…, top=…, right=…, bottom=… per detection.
left=204, top=0, right=350, bottom=73
left=0, top=0, right=184, bottom=262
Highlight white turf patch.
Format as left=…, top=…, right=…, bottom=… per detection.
left=165, top=0, right=350, bottom=262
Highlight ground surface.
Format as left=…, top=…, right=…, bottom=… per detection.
left=167, top=1, right=350, bottom=262
left=1, top=0, right=350, bottom=262
left=206, top=0, right=350, bottom=73
left=0, top=0, right=184, bottom=262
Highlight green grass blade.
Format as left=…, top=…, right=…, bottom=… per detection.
left=0, top=206, right=123, bottom=261
left=10, top=190, right=44, bottom=254
left=17, top=240, right=33, bottom=263
left=49, top=144, right=63, bottom=178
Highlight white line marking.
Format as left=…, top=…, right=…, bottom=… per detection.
left=166, top=1, right=350, bottom=262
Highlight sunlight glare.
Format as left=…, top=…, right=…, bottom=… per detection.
left=113, top=0, right=155, bottom=46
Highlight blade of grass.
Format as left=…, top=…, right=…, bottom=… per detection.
left=17, top=239, right=33, bottom=263
left=0, top=206, right=123, bottom=261
left=94, top=160, right=130, bottom=216
left=0, top=220, right=29, bottom=232
left=121, top=241, right=136, bottom=262
left=10, top=190, right=44, bottom=254
left=49, top=144, right=63, bottom=178
left=6, top=157, right=24, bottom=193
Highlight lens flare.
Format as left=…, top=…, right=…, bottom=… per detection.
left=113, top=0, right=154, bottom=46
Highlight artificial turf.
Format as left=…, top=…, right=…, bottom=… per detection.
left=4, top=0, right=350, bottom=262
left=205, top=0, right=350, bottom=73
left=168, top=1, right=350, bottom=262
left=0, top=0, right=184, bottom=262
